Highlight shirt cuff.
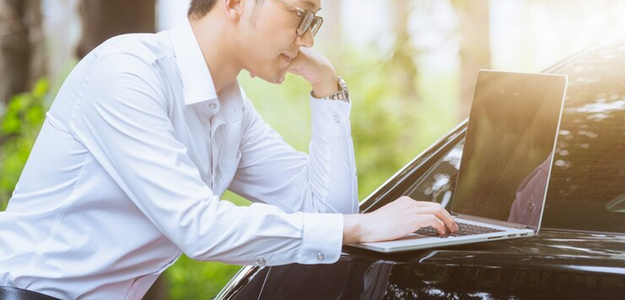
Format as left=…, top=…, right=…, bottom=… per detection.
left=309, top=95, right=351, bottom=138
left=298, top=212, right=344, bottom=264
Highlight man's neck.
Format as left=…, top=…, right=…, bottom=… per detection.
left=189, top=15, right=242, bottom=94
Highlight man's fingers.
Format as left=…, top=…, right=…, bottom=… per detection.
left=364, top=197, right=458, bottom=243
left=413, top=204, right=457, bottom=233
left=434, top=208, right=457, bottom=233
left=420, top=215, right=446, bottom=235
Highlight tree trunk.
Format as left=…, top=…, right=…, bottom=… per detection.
left=75, top=0, right=156, bottom=58
left=389, top=0, right=418, bottom=101
left=0, top=0, right=45, bottom=106
left=452, top=0, right=491, bottom=120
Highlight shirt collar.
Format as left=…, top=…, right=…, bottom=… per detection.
left=170, top=18, right=218, bottom=105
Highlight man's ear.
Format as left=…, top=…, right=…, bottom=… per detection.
left=222, top=0, right=244, bottom=22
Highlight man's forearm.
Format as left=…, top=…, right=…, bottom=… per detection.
left=308, top=98, right=358, bottom=213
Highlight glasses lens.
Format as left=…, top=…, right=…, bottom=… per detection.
left=297, top=12, right=314, bottom=36
left=310, top=17, right=323, bottom=37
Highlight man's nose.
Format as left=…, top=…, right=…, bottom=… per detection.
left=296, top=30, right=315, bottom=48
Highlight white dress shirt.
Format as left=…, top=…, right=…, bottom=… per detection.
left=0, top=19, right=358, bottom=300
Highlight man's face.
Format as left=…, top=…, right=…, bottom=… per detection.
left=239, top=0, right=320, bottom=83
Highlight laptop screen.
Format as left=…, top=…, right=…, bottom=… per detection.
left=451, top=70, right=567, bottom=229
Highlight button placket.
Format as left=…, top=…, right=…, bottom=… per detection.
left=210, top=138, right=218, bottom=187
left=204, top=100, right=222, bottom=189
left=210, top=121, right=225, bottom=185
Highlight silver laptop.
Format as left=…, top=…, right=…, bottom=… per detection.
left=352, top=70, right=568, bottom=253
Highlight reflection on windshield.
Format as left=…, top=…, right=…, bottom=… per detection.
left=547, top=50, right=625, bottom=207
left=507, top=154, right=552, bottom=227
left=405, top=43, right=625, bottom=233
left=516, top=45, right=625, bottom=232
left=606, top=193, right=625, bottom=213
left=405, top=143, right=463, bottom=209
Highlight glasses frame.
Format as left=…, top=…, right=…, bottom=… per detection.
left=272, top=0, right=324, bottom=37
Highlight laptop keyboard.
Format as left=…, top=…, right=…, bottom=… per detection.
left=415, top=222, right=504, bottom=238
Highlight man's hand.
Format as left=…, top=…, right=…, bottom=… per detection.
left=250, top=48, right=338, bottom=97
left=286, top=48, right=338, bottom=98
left=250, top=48, right=339, bottom=97
left=343, top=196, right=458, bottom=244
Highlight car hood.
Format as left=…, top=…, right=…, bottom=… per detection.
left=219, top=229, right=625, bottom=300
left=344, top=229, right=625, bottom=274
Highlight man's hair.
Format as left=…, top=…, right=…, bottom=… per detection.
left=188, top=0, right=218, bottom=19
left=188, top=0, right=264, bottom=20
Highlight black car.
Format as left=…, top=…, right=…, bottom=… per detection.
left=214, top=42, right=625, bottom=299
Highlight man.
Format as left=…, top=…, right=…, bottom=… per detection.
left=0, top=0, right=457, bottom=299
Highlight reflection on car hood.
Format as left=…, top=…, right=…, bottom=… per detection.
left=345, top=229, right=625, bottom=273
left=223, top=230, right=625, bottom=300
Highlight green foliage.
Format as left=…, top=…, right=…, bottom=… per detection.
left=166, top=255, right=242, bottom=299
left=0, top=78, right=49, bottom=210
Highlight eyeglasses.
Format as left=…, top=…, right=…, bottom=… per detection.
left=272, top=0, right=324, bottom=37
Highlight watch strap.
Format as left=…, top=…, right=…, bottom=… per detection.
left=311, top=76, right=350, bottom=103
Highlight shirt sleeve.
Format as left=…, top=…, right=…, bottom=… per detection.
left=229, top=93, right=359, bottom=214
left=69, top=53, right=344, bottom=266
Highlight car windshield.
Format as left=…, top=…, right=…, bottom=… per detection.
left=403, top=44, right=625, bottom=234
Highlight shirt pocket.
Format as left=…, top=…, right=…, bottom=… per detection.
left=214, top=150, right=242, bottom=197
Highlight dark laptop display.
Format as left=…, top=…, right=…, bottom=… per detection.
left=452, top=71, right=567, bottom=230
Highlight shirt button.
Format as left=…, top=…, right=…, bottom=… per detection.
left=316, top=252, right=325, bottom=261
left=333, top=115, right=340, bottom=123
left=209, top=103, right=217, bottom=110
left=257, top=258, right=266, bottom=266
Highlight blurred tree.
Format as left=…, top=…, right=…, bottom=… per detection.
left=0, top=79, right=48, bottom=210
left=75, top=0, right=155, bottom=58
left=0, top=0, right=45, bottom=107
left=388, top=0, right=419, bottom=101
left=317, top=0, right=342, bottom=61
left=451, top=0, right=491, bottom=119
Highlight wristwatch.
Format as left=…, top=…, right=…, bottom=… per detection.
left=312, top=76, right=350, bottom=103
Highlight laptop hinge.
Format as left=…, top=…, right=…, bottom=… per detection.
left=454, top=213, right=531, bottom=230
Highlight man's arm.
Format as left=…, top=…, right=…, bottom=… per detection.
left=235, top=48, right=458, bottom=242
left=228, top=88, right=357, bottom=214
left=228, top=48, right=357, bottom=214
left=289, top=49, right=458, bottom=241
left=71, top=53, right=346, bottom=265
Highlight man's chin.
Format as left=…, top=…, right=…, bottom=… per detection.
left=256, top=73, right=285, bottom=85
left=247, top=67, right=287, bottom=84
